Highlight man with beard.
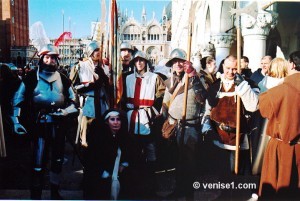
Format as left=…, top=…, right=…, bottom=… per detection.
left=119, top=42, right=134, bottom=110
left=120, top=41, right=134, bottom=74
left=10, top=44, right=78, bottom=199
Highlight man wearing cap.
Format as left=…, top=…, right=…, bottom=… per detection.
left=120, top=41, right=134, bottom=74
left=125, top=50, right=165, bottom=198
left=10, top=44, right=78, bottom=199
left=70, top=40, right=110, bottom=148
left=118, top=42, right=135, bottom=109
left=162, top=48, right=207, bottom=199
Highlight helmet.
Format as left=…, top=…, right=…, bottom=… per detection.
left=86, top=40, right=100, bottom=57
left=165, top=48, right=187, bottom=67
left=38, top=44, right=59, bottom=56
left=129, top=51, right=148, bottom=66
left=120, top=42, right=133, bottom=52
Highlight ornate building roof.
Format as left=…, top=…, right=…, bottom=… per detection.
left=118, top=4, right=172, bottom=65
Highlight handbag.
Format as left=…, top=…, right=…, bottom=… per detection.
left=162, top=119, right=178, bottom=139
left=161, top=78, right=183, bottom=139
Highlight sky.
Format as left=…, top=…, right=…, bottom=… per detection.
left=29, top=0, right=171, bottom=39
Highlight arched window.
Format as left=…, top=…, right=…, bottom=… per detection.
left=122, top=25, right=140, bottom=41
left=148, top=25, right=160, bottom=41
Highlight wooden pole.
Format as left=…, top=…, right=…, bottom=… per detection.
left=234, top=4, right=242, bottom=175
left=261, top=1, right=275, bottom=10
left=181, top=23, right=192, bottom=145
left=100, top=33, right=104, bottom=64
left=0, top=105, right=7, bottom=157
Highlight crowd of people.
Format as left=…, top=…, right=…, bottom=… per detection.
left=0, top=40, right=299, bottom=200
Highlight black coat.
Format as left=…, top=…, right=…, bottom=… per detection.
left=250, top=68, right=264, bottom=84
left=83, top=119, right=131, bottom=199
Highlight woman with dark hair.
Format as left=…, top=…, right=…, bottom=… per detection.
left=200, top=56, right=217, bottom=88
left=83, top=109, right=131, bottom=200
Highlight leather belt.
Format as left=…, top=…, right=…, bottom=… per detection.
left=214, top=121, right=236, bottom=133
left=275, top=138, right=300, bottom=145
left=168, top=114, right=201, bottom=126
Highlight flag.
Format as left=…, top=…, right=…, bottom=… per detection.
left=276, top=46, right=285, bottom=59
left=100, top=0, right=106, bottom=34
left=54, top=32, right=72, bottom=47
left=94, top=0, right=107, bottom=41
left=110, top=0, right=122, bottom=108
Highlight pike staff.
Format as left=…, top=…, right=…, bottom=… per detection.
left=180, top=23, right=192, bottom=146
left=180, top=0, right=197, bottom=145
left=229, top=1, right=260, bottom=174
left=234, top=9, right=242, bottom=174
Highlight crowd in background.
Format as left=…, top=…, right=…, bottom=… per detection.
left=0, top=41, right=299, bottom=200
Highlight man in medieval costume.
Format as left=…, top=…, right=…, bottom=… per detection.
left=70, top=40, right=110, bottom=148
left=120, top=41, right=134, bottom=75
left=125, top=50, right=165, bottom=198
left=162, top=48, right=207, bottom=199
left=10, top=44, right=78, bottom=199
left=202, top=55, right=259, bottom=176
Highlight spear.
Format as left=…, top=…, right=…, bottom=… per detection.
left=230, top=1, right=259, bottom=175
left=180, top=23, right=192, bottom=146
left=233, top=0, right=242, bottom=175
left=180, top=0, right=196, bottom=145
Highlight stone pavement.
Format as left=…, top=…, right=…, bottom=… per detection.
left=0, top=129, right=259, bottom=200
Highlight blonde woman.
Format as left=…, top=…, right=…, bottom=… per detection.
left=258, top=57, right=288, bottom=93
left=251, top=58, right=289, bottom=199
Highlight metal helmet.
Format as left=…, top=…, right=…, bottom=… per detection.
left=38, top=44, right=59, bottom=56
left=165, top=48, right=187, bottom=67
left=129, top=51, right=148, bottom=66
left=86, top=40, right=100, bottom=57
left=120, top=41, right=133, bottom=52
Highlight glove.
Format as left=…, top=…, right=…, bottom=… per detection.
left=94, top=67, right=109, bottom=87
left=201, top=116, right=212, bottom=135
left=183, top=61, right=196, bottom=77
left=13, top=123, right=27, bottom=135
left=234, top=73, right=245, bottom=86
left=10, top=115, right=27, bottom=135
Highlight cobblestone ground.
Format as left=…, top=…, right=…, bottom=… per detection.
left=0, top=129, right=259, bottom=200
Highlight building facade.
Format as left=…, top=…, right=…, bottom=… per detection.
left=0, top=0, right=30, bottom=66
left=50, top=38, right=89, bottom=67
left=92, top=4, right=172, bottom=66
left=118, top=6, right=172, bottom=65
left=171, top=0, right=300, bottom=72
